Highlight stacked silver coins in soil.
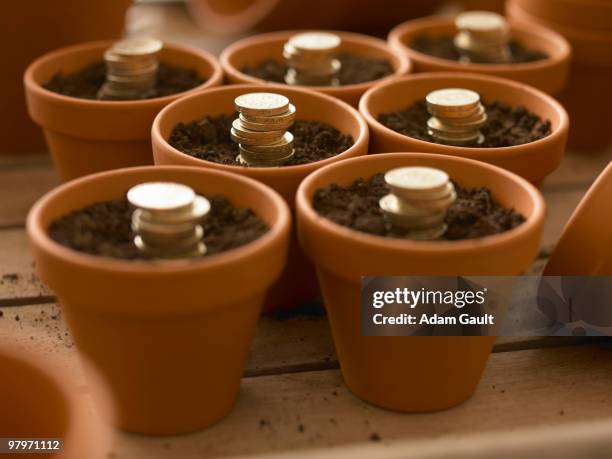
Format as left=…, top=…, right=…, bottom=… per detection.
left=98, top=37, right=163, bottom=100
left=231, top=92, right=296, bottom=166
left=127, top=182, right=210, bottom=259
left=379, top=167, right=457, bottom=240
left=426, top=88, right=487, bottom=146
left=454, top=11, right=511, bottom=64
left=283, top=32, right=342, bottom=86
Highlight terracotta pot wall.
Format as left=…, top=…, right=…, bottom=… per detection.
left=0, top=0, right=131, bottom=154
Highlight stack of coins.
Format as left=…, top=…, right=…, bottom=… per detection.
left=97, top=38, right=163, bottom=100
left=127, top=182, right=210, bottom=259
left=454, top=11, right=511, bottom=64
left=426, top=88, right=487, bottom=146
left=232, top=92, right=296, bottom=167
left=283, top=32, right=341, bottom=86
left=379, top=167, right=456, bottom=240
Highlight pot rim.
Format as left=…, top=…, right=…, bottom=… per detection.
left=359, top=72, right=569, bottom=159
left=219, top=29, right=413, bottom=94
left=26, top=165, right=291, bottom=275
left=387, top=15, right=571, bottom=73
left=151, top=83, right=369, bottom=175
left=0, top=342, right=114, bottom=459
left=24, top=40, right=224, bottom=109
left=296, top=152, right=545, bottom=253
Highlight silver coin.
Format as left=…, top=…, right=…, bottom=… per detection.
left=112, top=38, right=163, bottom=56
left=127, top=182, right=195, bottom=212
left=455, top=11, right=508, bottom=35
left=287, top=32, right=341, bottom=53
left=426, top=88, right=481, bottom=114
left=384, top=167, right=449, bottom=194
left=234, top=93, right=290, bottom=116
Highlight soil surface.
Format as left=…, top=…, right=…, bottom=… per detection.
left=410, top=36, right=548, bottom=64
left=378, top=100, right=552, bottom=148
left=241, top=53, right=394, bottom=85
left=313, top=173, right=525, bottom=240
left=48, top=196, right=268, bottom=260
left=169, top=114, right=354, bottom=166
left=44, top=61, right=204, bottom=100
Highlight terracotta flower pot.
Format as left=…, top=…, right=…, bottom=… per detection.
left=27, top=165, right=291, bottom=435
left=220, top=30, right=412, bottom=107
left=359, top=73, right=569, bottom=186
left=24, top=41, right=224, bottom=182
left=0, top=0, right=131, bottom=155
left=545, top=161, right=612, bottom=276
left=387, top=15, right=571, bottom=95
left=152, top=83, right=368, bottom=311
left=0, top=342, right=113, bottom=459
left=514, top=0, right=612, bottom=30
left=296, top=152, right=545, bottom=411
left=506, top=0, right=612, bottom=150
left=188, top=0, right=442, bottom=35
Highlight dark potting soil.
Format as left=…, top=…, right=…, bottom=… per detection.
left=410, top=35, right=548, bottom=64
left=240, top=53, right=394, bottom=85
left=313, top=173, right=525, bottom=241
left=44, top=61, right=204, bottom=100
left=48, top=196, right=268, bottom=260
left=378, top=100, right=552, bottom=148
left=169, top=114, right=355, bottom=166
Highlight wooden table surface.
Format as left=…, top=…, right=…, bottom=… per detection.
left=1, top=3, right=612, bottom=458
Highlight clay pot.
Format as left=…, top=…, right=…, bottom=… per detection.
left=545, top=161, right=612, bottom=276
left=188, top=0, right=442, bottom=35
left=152, top=84, right=368, bottom=311
left=220, top=30, right=412, bottom=107
left=359, top=73, right=569, bottom=186
left=0, top=342, right=113, bottom=458
left=387, top=16, right=571, bottom=95
left=24, top=41, right=223, bottom=182
left=296, top=152, right=545, bottom=411
left=506, top=0, right=612, bottom=149
left=0, top=0, right=131, bottom=155
left=27, top=165, right=291, bottom=435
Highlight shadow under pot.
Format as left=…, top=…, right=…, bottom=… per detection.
left=387, top=15, right=571, bottom=95
left=296, top=152, right=545, bottom=411
left=0, top=342, right=113, bottom=459
left=506, top=0, right=612, bottom=150
left=26, top=165, right=291, bottom=435
left=24, top=40, right=224, bottom=182
left=152, top=83, right=369, bottom=312
left=220, top=30, right=412, bottom=107
left=359, top=72, right=569, bottom=186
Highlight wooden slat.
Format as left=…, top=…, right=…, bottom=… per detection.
left=107, top=345, right=612, bottom=458
left=0, top=304, right=336, bottom=382
left=544, top=148, right=612, bottom=190
left=540, top=187, right=585, bottom=255
left=0, top=162, right=58, bottom=228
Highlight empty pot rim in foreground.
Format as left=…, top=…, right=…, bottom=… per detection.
left=387, top=15, right=571, bottom=73
left=359, top=72, right=569, bottom=158
left=152, top=83, right=369, bottom=175
left=296, top=152, right=545, bottom=253
left=27, top=165, right=290, bottom=275
left=219, top=29, right=413, bottom=93
left=0, top=342, right=114, bottom=459
left=24, top=40, right=224, bottom=109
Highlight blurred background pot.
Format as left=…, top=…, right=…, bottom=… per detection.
left=0, top=0, right=131, bottom=155
left=0, top=342, right=113, bottom=459
left=388, top=16, right=571, bottom=95
left=221, top=30, right=411, bottom=107
left=27, top=165, right=290, bottom=435
left=296, top=153, right=545, bottom=411
left=188, top=0, right=442, bottom=36
left=24, top=41, right=223, bottom=182
left=506, top=0, right=612, bottom=150
left=152, top=84, right=368, bottom=312
left=359, top=73, right=569, bottom=186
